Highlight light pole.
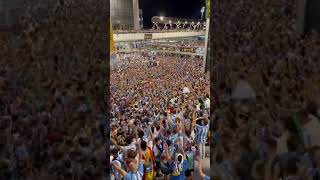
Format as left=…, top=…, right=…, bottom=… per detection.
left=201, top=6, right=205, bottom=20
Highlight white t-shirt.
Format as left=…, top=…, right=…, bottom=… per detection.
left=183, top=87, right=190, bottom=94
left=121, top=142, right=137, bottom=151
left=196, top=104, right=201, bottom=111
left=205, top=98, right=210, bottom=109
left=153, top=129, right=159, bottom=138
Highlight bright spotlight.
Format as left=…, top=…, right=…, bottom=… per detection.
left=160, top=16, right=164, bottom=21
left=169, top=20, right=172, bottom=23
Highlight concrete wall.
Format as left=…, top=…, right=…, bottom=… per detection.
left=114, top=31, right=205, bottom=42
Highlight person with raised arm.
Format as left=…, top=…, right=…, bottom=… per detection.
left=170, top=141, right=188, bottom=180
left=193, top=111, right=209, bottom=159
left=111, top=142, right=145, bottom=180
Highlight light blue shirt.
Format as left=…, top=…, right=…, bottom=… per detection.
left=124, top=163, right=144, bottom=180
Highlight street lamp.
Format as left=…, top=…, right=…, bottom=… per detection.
left=201, top=6, right=205, bottom=20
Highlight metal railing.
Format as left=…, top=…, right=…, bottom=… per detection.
left=114, top=29, right=205, bottom=34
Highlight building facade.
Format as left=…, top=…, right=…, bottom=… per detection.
left=139, top=9, right=143, bottom=29
left=110, top=0, right=140, bottom=30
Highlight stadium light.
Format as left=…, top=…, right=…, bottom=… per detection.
left=160, top=16, right=164, bottom=21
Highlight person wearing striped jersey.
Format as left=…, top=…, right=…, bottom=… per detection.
left=112, top=143, right=145, bottom=180
left=110, top=148, right=125, bottom=180
left=192, top=114, right=209, bottom=159
left=180, top=110, right=196, bottom=151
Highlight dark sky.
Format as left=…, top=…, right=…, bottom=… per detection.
left=139, top=0, right=205, bottom=28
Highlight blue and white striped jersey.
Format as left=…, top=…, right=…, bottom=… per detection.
left=195, top=124, right=209, bottom=144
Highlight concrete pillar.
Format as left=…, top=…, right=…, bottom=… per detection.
left=132, top=0, right=140, bottom=30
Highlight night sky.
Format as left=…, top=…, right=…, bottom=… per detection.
left=139, top=0, right=205, bottom=28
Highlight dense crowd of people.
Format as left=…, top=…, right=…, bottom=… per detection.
left=110, top=52, right=210, bottom=180
left=211, top=0, right=320, bottom=179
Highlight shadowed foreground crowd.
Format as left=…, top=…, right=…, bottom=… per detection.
left=0, top=0, right=107, bottom=179
left=211, top=0, right=320, bottom=179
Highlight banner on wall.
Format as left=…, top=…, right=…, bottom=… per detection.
left=144, top=33, right=153, bottom=40
left=150, top=45, right=199, bottom=53
left=180, top=47, right=196, bottom=53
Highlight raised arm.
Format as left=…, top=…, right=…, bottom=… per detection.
left=159, top=117, right=163, bottom=131
left=166, top=110, right=170, bottom=128
left=164, top=142, right=171, bottom=160
left=137, top=141, right=145, bottom=165
left=180, top=144, right=186, bottom=160
left=148, top=126, right=153, bottom=141
left=191, top=110, right=196, bottom=132
left=110, top=137, right=119, bottom=147
left=180, top=120, right=185, bottom=134
left=112, top=161, right=127, bottom=177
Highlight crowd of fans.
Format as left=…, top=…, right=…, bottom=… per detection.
left=110, top=52, right=210, bottom=180
left=212, top=0, right=320, bottom=179
left=0, top=1, right=107, bottom=179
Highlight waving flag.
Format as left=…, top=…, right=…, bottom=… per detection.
left=110, top=17, right=116, bottom=54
